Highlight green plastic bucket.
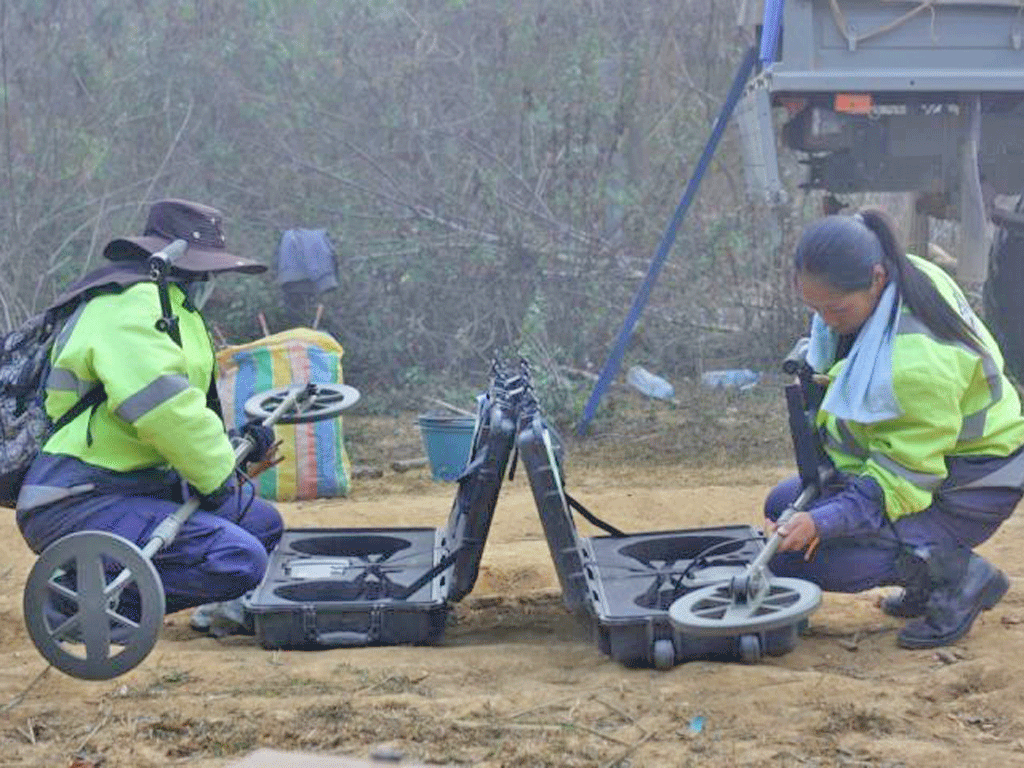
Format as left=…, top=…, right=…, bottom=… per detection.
left=417, top=414, right=476, bottom=482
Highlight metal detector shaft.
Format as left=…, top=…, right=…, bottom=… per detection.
left=745, top=482, right=819, bottom=576
left=108, top=384, right=311, bottom=591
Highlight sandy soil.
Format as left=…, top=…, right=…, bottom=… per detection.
left=4, top=405, right=1024, bottom=768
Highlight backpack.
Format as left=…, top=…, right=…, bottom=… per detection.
left=0, top=303, right=105, bottom=508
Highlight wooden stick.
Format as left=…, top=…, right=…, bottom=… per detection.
left=77, top=713, right=110, bottom=752
left=429, top=397, right=475, bottom=417
left=16, top=720, right=35, bottom=746
left=312, top=303, right=324, bottom=330
left=564, top=721, right=631, bottom=746
left=247, top=456, right=285, bottom=480
left=558, top=364, right=599, bottom=382
left=559, top=364, right=630, bottom=391
left=351, top=464, right=384, bottom=479
left=452, top=719, right=630, bottom=746
left=594, top=696, right=637, bottom=725
left=257, top=312, right=270, bottom=337
left=509, top=691, right=592, bottom=720
left=392, top=457, right=429, bottom=473
left=599, top=730, right=654, bottom=768
left=211, top=324, right=229, bottom=348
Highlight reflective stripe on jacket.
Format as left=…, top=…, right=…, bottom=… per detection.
left=41, top=281, right=235, bottom=495
left=817, top=255, right=1024, bottom=522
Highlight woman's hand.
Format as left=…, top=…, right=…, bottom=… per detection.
left=764, top=511, right=819, bottom=553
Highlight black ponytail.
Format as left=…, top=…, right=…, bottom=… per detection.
left=858, top=208, right=985, bottom=355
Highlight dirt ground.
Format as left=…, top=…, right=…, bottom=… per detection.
left=4, top=390, right=1024, bottom=768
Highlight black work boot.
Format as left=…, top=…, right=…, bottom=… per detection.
left=881, top=548, right=932, bottom=618
left=897, top=551, right=1010, bottom=650
left=880, top=588, right=929, bottom=618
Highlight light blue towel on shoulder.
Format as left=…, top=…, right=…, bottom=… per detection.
left=805, top=282, right=902, bottom=423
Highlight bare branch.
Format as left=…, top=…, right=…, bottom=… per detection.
left=136, top=91, right=194, bottom=222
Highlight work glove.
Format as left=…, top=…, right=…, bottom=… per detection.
left=232, top=420, right=276, bottom=466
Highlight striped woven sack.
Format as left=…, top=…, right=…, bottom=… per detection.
left=216, top=328, right=351, bottom=501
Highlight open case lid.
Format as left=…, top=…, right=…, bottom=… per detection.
left=515, top=387, right=591, bottom=613
left=440, top=364, right=521, bottom=602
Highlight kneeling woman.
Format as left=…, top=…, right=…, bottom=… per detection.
left=766, top=208, right=1024, bottom=649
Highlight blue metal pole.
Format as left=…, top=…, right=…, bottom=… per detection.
left=760, top=0, right=785, bottom=67
left=575, top=46, right=759, bottom=436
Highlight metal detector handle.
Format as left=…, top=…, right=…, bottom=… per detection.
left=738, top=341, right=839, bottom=581
left=150, top=239, right=189, bottom=345
left=747, top=482, right=820, bottom=575
left=147, top=238, right=188, bottom=279
left=782, top=337, right=810, bottom=376
left=782, top=336, right=826, bottom=411
left=786, top=384, right=831, bottom=488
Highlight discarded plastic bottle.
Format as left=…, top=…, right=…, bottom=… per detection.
left=700, top=369, right=760, bottom=391
left=627, top=365, right=676, bottom=401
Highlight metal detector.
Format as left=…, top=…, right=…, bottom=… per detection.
left=668, top=340, right=830, bottom=658
left=667, top=483, right=823, bottom=646
left=23, top=380, right=360, bottom=680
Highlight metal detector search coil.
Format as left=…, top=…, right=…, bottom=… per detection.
left=667, top=484, right=822, bottom=641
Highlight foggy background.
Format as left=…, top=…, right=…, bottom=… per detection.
left=0, top=0, right=850, bottom=420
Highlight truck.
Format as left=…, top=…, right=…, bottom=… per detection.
left=736, top=0, right=1024, bottom=380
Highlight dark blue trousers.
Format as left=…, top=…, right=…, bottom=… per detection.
left=764, top=472, right=1019, bottom=593
left=18, top=457, right=283, bottom=617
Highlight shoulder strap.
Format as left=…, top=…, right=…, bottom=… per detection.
left=44, top=384, right=106, bottom=446
left=154, top=278, right=181, bottom=346
left=206, top=370, right=224, bottom=418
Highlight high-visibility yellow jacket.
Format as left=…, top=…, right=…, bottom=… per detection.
left=41, top=281, right=235, bottom=495
left=817, top=255, right=1024, bottom=522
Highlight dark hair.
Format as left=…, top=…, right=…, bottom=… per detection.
left=794, top=207, right=984, bottom=354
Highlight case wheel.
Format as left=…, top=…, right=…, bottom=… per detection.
left=738, top=634, right=761, bottom=664
left=652, top=638, right=676, bottom=670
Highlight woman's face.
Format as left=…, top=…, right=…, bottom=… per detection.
left=797, top=264, right=887, bottom=335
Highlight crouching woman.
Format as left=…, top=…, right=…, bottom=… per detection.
left=766, top=208, right=1024, bottom=649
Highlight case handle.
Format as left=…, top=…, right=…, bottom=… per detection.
left=309, top=629, right=373, bottom=647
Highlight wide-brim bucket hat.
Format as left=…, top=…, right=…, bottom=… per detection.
left=103, top=198, right=267, bottom=274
